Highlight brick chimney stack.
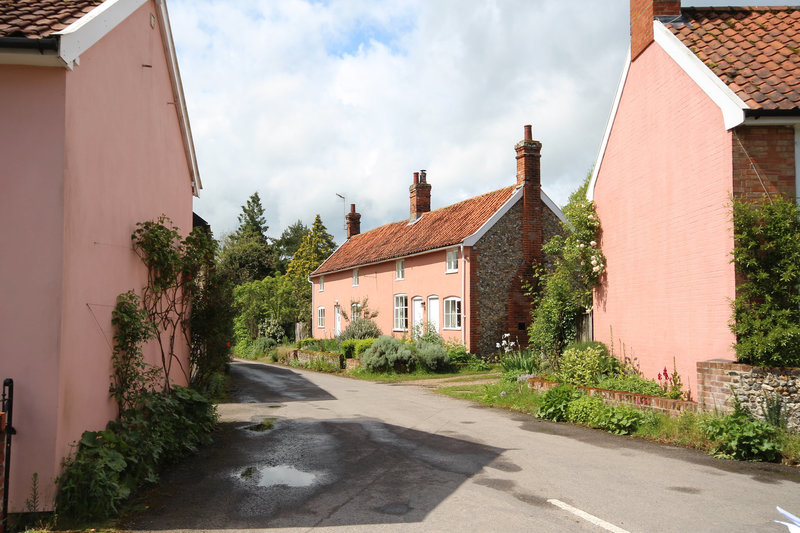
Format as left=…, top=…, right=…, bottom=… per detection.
left=515, top=124, right=543, bottom=267
left=409, top=170, right=431, bottom=221
left=631, top=0, right=681, bottom=60
left=346, top=203, right=361, bottom=239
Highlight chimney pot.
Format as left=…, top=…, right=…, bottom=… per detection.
left=413, top=172, right=419, bottom=185
left=409, top=170, right=432, bottom=220
left=350, top=203, right=356, bottom=213
left=346, top=204, right=361, bottom=238
left=524, top=124, right=532, bottom=141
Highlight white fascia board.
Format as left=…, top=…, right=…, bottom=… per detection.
left=155, top=0, right=202, bottom=196
left=653, top=21, right=748, bottom=130
left=588, top=49, right=631, bottom=202
left=54, top=0, right=148, bottom=69
left=310, top=243, right=459, bottom=279
left=462, top=187, right=523, bottom=246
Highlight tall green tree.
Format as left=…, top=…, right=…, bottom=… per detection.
left=218, top=192, right=274, bottom=285
left=235, top=192, right=270, bottom=245
left=273, top=219, right=310, bottom=274
left=285, top=215, right=337, bottom=322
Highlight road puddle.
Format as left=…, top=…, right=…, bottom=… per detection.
left=239, top=464, right=318, bottom=487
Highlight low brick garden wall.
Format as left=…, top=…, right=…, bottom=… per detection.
left=527, top=377, right=698, bottom=416
left=697, top=360, right=800, bottom=431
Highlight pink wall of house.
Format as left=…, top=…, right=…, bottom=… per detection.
left=312, top=247, right=472, bottom=349
left=0, top=1, right=193, bottom=511
left=0, top=64, right=67, bottom=512
left=592, top=43, right=737, bottom=399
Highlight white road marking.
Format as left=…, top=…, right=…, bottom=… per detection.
left=548, top=499, right=631, bottom=533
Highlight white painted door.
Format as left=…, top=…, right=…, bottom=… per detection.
left=334, top=305, right=342, bottom=336
left=428, top=296, right=439, bottom=332
left=412, top=297, right=424, bottom=334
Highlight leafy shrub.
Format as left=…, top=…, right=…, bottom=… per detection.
left=321, top=338, right=341, bottom=353
left=297, top=338, right=322, bottom=350
left=566, top=394, right=605, bottom=425
left=444, top=342, right=470, bottom=363
left=595, top=405, right=644, bottom=435
left=556, top=341, right=614, bottom=386
left=537, top=384, right=583, bottom=422
left=56, top=387, right=216, bottom=522
left=361, top=336, right=414, bottom=372
left=340, top=339, right=358, bottom=358
left=501, top=350, right=541, bottom=375
left=415, top=341, right=450, bottom=372
left=248, top=336, right=277, bottom=358
left=339, top=317, right=382, bottom=341
left=732, top=196, right=800, bottom=367
left=700, top=413, right=781, bottom=462
left=354, top=338, right=376, bottom=357
left=596, top=375, right=665, bottom=397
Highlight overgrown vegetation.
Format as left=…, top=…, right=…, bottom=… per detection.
left=731, top=195, right=800, bottom=367
left=440, top=381, right=800, bottom=464
left=528, top=176, right=605, bottom=367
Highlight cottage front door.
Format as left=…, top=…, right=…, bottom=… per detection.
left=412, top=297, right=424, bottom=335
left=428, top=296, right=439, bottom=332
left=334, top=305, right=341, bottom=336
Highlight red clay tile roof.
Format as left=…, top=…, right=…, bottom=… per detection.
left=0, top=0, right=102, bottom=39
left=667, top=7, right=800, bottom=110
left=312, top=185, right=518, bottom=276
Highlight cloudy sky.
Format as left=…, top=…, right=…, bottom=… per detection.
left=168, top=0, right=753, bottom=245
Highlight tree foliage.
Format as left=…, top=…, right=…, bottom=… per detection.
left=218, top=192, right=274, bottom=285
left=528, top=176, right=605, bottom=366
left=732, top=195, right=800, bottom=367
left=273, top=219, right=310, bottom=274
left=285, top=214, right=337, bottom=322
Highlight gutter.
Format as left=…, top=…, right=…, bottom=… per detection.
left=0, top=37, right=58, bottom=52
left=460, top=243, right=465, bottom=346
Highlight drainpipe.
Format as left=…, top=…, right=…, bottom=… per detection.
left=460, top=243, right=465, bottom=346
left=308, top=275, right=313, bottom=339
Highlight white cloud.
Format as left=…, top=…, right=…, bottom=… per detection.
left=169, top=0, right=754, bottom=243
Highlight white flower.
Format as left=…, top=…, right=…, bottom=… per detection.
left=496, top=342, right=500, bottom=348
left=590, top=240, right=596, bottom=246
left=510, top=341, right=516, bottom=347
left=591, top=257, right=597, bottom=264
left=579, top=243, right=585, bottom=248
left=503, top=333, right=510, bottom=338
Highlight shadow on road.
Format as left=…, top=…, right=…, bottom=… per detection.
left=228, top=362, right=337, bottom=403
left=125, top=418, right=504, bottom=529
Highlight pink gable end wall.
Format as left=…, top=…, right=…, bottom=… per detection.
left=593, top=44, right=736, bottom=399
left=0, top=1, right=192, bottom=511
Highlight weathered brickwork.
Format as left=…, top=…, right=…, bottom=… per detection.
left=697, top=360, right=800, bottom=431
left=732, top=125, right=796, bottom=201
left=472, top=201, right=524, bottom=357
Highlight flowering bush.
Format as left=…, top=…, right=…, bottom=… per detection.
left=529, top=177, right=606, bottom=366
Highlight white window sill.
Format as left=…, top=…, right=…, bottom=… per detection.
left=445, top=269, right=458, bottom=274
left=442, top=327, right=462, bottom=331
left=392, top=329, right=408, bottom=332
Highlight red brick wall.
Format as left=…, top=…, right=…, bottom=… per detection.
left=631, top=0, right=681, bottom=60
left=732, top=125, right=796, bottom=201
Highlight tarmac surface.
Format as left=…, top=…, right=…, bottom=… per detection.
left=124, top=361, right=800, bottom=532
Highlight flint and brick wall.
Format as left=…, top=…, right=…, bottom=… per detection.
left=697, top=360, right=800, bottom=431
left=471, top=202, right=524, bottom=357
left=732, top=125, right=796, bottom=201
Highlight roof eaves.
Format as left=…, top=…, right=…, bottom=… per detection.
left=310, top=243, right=461, bottom=279
left=653, top=20, right=748, bottom=129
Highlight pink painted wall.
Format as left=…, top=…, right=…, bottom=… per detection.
left=592, top=44, right=737, bottom=399
left=312, top=247, right=472, bottom=349
left=0, top=64, right=67, bottom=512
left=0, top=1, right=193, bottom=511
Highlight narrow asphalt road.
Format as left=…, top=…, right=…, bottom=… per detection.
left=125, top=361, right=800, bottom=532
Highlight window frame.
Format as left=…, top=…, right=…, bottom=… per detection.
left=393, top=294, right=408, bottom=331
left=396, top=259, right=405, bottom=280
left=443, top=297, right=462, bottom=330
left=446, top=248, right=459, bottom=273
left=317, top=306, right=326, bottom=328
left=319, top=276, right=324, bottom=292
left=352, top=268, right=359, bottom=286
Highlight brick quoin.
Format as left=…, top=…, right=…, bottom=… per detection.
left=469, top=248, right=481, bottom=352
left=732, top=125, right=796, bottom=201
